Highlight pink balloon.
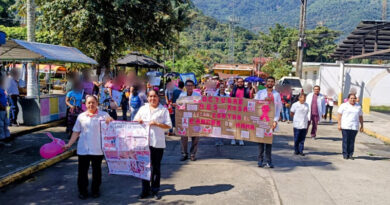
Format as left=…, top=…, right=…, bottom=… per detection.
left=39, top=133, right=65, bottom=159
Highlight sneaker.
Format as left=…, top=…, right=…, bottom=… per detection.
left=300, top=153, right=305, bottom=156
left=190, top=156, right=197, bottom=161
left=92, top=192, right=100, bottom=198
left=343, top=156, right=348, bottom=160
left=152, top=193, right=162, bottom=200
left=138, top=192, right=150, bottom=199
left=78, top=193, right=88, bottom=200
left=265, top=163, right=274, bottom=168
left=258, top=160, right=264, bottom=167
left=180, top=155, right=188, bottom=161
left=231, top=139, right=236, bottom=145
left=329, top=119, right=333, bottom=123
left=239, top=140, right=245, bottom=146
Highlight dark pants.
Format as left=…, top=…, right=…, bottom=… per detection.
left=169, top=114, right=175, bottom=133
left=122, top=101, right=128, bottom=121
left=181, top=137, right=199, bottom=157
left=258, top=143, right=272, bottom=163
left=307, top=114, right=320, bottom=137
left=9, top=95, right=19, bottom=124
left=78, top=155, right=104, bottom=195
left=325, top=105, right=333, bottom=120
left=294, top=128, right=307, bottom=154
left=142, top=147, right=164, bottom=194
left=342, top=129, right=358, bottom=158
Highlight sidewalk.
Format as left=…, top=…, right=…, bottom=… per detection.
left=0, top=126, right=69, bottom=178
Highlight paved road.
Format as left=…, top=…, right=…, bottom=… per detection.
left=1, top=121, right=390, bottom=205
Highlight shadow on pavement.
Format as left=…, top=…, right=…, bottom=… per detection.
left=160, top=184, right=234, bottom=196
left=354, top=156, right=390, bottom=161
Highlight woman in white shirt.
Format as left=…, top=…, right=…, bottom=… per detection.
left=63, top=95, right=111, bottom=199
left=290, top=93, right=309, bottom=156
left=134, top=89, right=172, bottom=200
left=337, top=93, right=364, bottom=160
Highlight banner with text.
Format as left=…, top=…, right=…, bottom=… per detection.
left=175, top=96, right=274, bottom=144
left=100, top=121, right=151, bottom=180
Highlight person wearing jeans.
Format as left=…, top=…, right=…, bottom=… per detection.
left=290, top=93, right=309, bottom=155
left=63, top=95, right=112, bottom=199
left=337, top=93, right=364, bottom=160
left=134, top=89, right=172, bottom=200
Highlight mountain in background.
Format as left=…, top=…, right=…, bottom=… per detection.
left=192, top=0, right=384, bottom=38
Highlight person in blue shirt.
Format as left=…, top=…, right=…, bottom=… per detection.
left=65, top=81, right=84, bottom=138
left=0, top=76, right=10, bottom=141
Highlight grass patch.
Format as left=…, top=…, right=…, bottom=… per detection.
left=370, top=106, right=390, bottom=113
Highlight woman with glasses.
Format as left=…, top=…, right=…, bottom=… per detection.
left=337, top=93, right=364, bottom=160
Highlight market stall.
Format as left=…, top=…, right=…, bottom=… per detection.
left=0, top=39, right=97, bottom=125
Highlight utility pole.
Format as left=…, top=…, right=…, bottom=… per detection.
left=383, top=0, right=387, bottom=20
left=296, top=0, right=307, bottom=79
left=228, top=0, right=239, bottom=64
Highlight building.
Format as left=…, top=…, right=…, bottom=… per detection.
left=294, top=62, right=390, bottom=112
left=212, top=64, right=255, bottom=77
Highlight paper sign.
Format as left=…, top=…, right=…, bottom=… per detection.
left=101, top=121, right=151, bottom=180
left=175, top=96, right=274, bottom=144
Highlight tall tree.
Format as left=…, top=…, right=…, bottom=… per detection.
left=39, top=0, right=192, bottom=74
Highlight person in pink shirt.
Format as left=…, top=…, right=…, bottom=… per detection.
left=229, top=77, right=250, bottom=146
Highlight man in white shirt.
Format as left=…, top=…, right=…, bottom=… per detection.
left=290, top=93, right=309, bottom=155
left=305, top=85, right=326, bottom=138
left=178, top=80, right=201, bottom=161
left=254, top=76, right=282, bottom=168
left=6, top=69, right=20, bottom=126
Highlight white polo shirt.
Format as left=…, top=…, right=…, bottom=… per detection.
left=338, top=102, right=363, bottom=130
left=290, top=101, right=309, bottom=129
left=134, top=103, right=172, bottom=149
left=73, top=110, right=110, bottom=155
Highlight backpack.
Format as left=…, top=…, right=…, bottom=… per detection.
left=130, top=94, right=141, bottom=109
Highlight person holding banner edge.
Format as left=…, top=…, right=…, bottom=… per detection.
left=63, top=95, right=112, bottom=200
left=254, top=76, right=282, bottom=168
left=134, top=89, right=172, bottom=200
left=176, top=80, right=201, bottom=161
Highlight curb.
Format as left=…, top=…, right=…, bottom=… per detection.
left=10, top=119, right=66, bottom=139
left=331, top=115, right=390, bottom=145
left=0, top=149, right=76, bottom=189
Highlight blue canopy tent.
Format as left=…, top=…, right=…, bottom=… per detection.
left=0, top=39, right=97, bottom=125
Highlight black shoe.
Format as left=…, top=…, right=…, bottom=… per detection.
left=300, top=153, right=305, bottom=156
left=180, top=155, right=188, bottom=161
left=265, top=163, right=274, bottom=168
left=78, top=193, right=88, bottom=200
left=294, top=152, right=299, bottom=155
left=190, top=156, right=197, bottom=161
left=152, top=193, right=162, bottom=200
left=258, top=160, right=264, bottom=167
left=349, top=156, right=354, bottom=160
left=92, top=192, right=100, bottom=198
left=343, top=156, right=348, bottom=160
left=138, top=192, right=150, bottom=199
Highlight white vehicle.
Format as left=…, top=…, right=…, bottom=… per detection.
left=278, top=77, right=303, bottom=96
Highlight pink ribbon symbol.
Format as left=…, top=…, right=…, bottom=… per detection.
left=260, top=105, right=270, bottom=122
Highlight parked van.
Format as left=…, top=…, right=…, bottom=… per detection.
left=278, top=77, right=303, bottom=96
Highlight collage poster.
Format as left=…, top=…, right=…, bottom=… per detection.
left=100, top=121, right=151, bottom=180
left=175, top=96, right=275, bottom=144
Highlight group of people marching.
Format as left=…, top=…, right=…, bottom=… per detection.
left=62, top=70, right=364, bottom=200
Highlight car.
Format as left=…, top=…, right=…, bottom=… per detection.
left=278, top=77, right=303, bottom=96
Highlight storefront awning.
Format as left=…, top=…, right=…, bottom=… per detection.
left=0, top=39, right=97, bottom=64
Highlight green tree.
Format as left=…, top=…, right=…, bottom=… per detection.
left=0, top=0, right=17, bottom=26
left=166, top=55, right=205, bottom=77
left=39, top=0, right=192, bottom=73
left=305, top=26, right=341, bottom=62
left=261, top=59, right=292, bottom=79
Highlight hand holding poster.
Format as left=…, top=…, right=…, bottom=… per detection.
left=175, top=96, right=275, bottom=144
left=100, top=121, right=151, bottom=180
